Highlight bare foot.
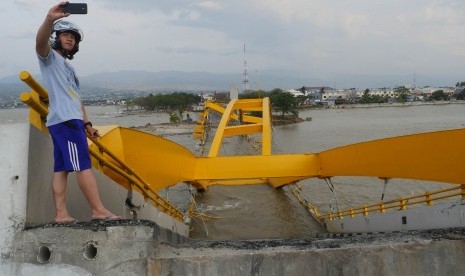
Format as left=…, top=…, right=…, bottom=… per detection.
left=91, top=208, right=122, bottom=221
left=55, top=216, right=77, bottom=223
left=91, top=214, right=122, bottom=221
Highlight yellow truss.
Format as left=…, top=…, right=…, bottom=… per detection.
left=20, top=71, right=465, bottom=197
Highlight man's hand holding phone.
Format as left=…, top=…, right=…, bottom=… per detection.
left=63, top=2, right=88, bottom=14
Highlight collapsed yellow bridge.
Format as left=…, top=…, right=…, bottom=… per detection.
left=19, top=71, right=465, bottom=226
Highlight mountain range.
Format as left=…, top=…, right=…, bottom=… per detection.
left=0, top=70, right=459, bottom=97
left=0, top=70, right=317, bottom=97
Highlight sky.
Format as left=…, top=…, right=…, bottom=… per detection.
left=2, top=0, right=465, bottom=88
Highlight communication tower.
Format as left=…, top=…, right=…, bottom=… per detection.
left=242, top=43, right=249, bottom=92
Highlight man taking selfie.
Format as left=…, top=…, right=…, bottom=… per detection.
left=36, top=2, right=121, bottom=223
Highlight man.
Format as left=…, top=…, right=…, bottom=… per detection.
left=36, top=2, right=121, bottom=223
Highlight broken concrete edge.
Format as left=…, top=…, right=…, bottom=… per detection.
left=24, top=219, right=189, bottom=246
left=25, top=220, right=464, bottom=251
left=25, top=219, right=160, bottom=232
left=175, top=227, right=465, bottom=251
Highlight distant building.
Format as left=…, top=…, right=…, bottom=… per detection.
left=200, top=93, right=213, bottom=101
left=285, top=85, right=459, bottom=103
left=288, top=86, right=335, bottom=102
left=287, top=89, right=305, bottom=97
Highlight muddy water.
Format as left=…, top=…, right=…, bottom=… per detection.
left=184, top=104, right=465, bottom=240
left=4, top=103, right=465, bottom=239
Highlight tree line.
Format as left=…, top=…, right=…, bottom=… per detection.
left=132, top=89, right=300, bottom=118
left=240, top=88, right=299, bottom=118
left=132, top=92, right=201, bottom=112
left=130, top=84, right=465, bottom=120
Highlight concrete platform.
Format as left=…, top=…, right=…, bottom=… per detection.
left=7, top=223, right=465, bottom=275
left=154, top=228, right=465, bottom=275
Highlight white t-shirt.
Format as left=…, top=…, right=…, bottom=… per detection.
left=38, top=49, right=83, bottom=127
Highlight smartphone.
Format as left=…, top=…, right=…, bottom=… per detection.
left=63, top=3, right=88, bottom=14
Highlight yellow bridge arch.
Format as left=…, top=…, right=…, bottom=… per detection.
left=19, top=71, right=465, bottom=222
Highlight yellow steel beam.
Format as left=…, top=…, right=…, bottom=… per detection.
left=20, top=92, right=48, bottom=116
left=240, top=108, right=264, bottom=112
left=223, top=124, right=262, bottom=136
left=193, top=154, right=319, bottom=180
left=206, top=98, right=269, bottom=156
left=110, top=126, right=465, bottom=189
left=89, top=126, right=322, bottom=190
left=261, top=97, right=272, bottom=155
left=205, top=101, right=226, bottom=113
left=204, top=100, right=262, bottom=124
left=233, top=99, right=263, bottom=109
left=208, top=99, right=237, bottom=157
left=318, top=128, right=465, bottom=185
left=194, top=125, right=204, bottom=132
left=19, top=72, right=49, bottom=134
left=207, top=99, right=263, bottom=111
left=20, top=71, right=48, bottom=100
left=62, top=123, right=465, bottom=191
left=193, top=132, right=203, bottom=139
left=100, top=127, right=198, bottom=191
left=241, top=114, right=262, bottom=124
left=202, top=179, right=268, bottom=185
left=199, top=177, right=308, bottom=188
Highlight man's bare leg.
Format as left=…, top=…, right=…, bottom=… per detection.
left=76, top=169, right=120, bottom=219
left=52, top=171, right=75, bottom=223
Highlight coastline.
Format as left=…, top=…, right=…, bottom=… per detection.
left=1, top=99, right=463, bottom=112
left=315, top=100, right=465, bottom=109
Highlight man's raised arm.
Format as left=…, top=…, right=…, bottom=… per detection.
left=36, top=2, right=70, bottom=57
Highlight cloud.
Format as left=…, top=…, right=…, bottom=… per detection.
left=6, top=31, right=35, bottom=39
left=2, top=0, right=465, bottom=88
left=14, top=0, right=52, bottom=8
left=193, top=1, right=224, bottom=11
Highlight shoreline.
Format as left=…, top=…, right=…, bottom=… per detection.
left=309, top=100, right=465, bottom=110
left=2, top=99, right=464, bottom=111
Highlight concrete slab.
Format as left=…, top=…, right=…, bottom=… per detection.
left=11, top=223, right=465, bottom=275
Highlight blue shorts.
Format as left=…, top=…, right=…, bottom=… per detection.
left=48, top=119, right=92, bottom=172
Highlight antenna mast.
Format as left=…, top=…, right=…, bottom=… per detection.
left=243, top=43, right=249, bottom=92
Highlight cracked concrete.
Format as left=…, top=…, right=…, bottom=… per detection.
left=153, top=228, right=465, bottom=276
left=10, top=221, right=465, bottom=275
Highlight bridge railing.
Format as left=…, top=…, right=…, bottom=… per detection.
left=19, top=71, right=49, bottom=133
left=291, top=183, right=465, bottom=222
left=19, top=71, right=184, bottom=222
left=316, top=185, right=465, bottom=221
left=87, top=136, right=184, bottom=221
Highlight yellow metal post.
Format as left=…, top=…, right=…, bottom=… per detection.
left=363, top=205, right=368, bottom=216
left=379, top=203, right=385, bottom=213
left=425, top=192, right=432, bottom=206
left=20, top=71, right=48, bottom=100
left=261, top=97, right=272, bottom=156
left=19, top=71, right=49, bottom=134
left=208, top=99, right=237, bottom=157
left=400, top=198, right=407, bottom=210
